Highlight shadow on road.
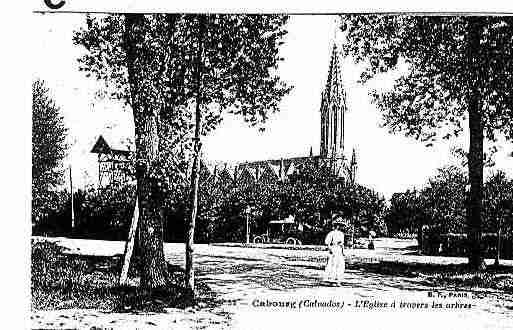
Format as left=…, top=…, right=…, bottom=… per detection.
left=193, top=252, right=513, bottom=297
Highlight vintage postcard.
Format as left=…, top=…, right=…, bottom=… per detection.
left=29, top=1, right=513, bottom=329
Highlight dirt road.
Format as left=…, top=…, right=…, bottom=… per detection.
left=31, top=237, right=513, bottom=330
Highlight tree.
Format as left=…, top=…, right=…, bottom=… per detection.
left=32, top=79, right=67, bottom=223
left=483, top=170, right=513, bottom=265
left=74, top=14, right=291, bottom=293
left=424, top=166, right=468, bottom=234
left=335, top=183, right=387, bottom=243
left=287, top=160, right=339, bottom=225
left=483, top=171, right=513, bottom=231
left=341, top=15, right=513, bottom=269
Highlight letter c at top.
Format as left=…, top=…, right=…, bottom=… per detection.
left=44, top=0, right=65, bottom=9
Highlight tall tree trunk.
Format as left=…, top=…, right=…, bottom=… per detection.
left=466, top=17, right=486, bottom=271
left=125, top=14, right=169, bottom=289
left=417, top=223, right=423, bottom=253
left=185, top=15, right=207, bottom=299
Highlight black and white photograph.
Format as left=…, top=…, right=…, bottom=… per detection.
left=27, top=2, right=513, bottom=329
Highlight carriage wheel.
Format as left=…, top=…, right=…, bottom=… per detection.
left=286, top=237, right=297, bottom=245
left=253, top=236, right=264, bottom=244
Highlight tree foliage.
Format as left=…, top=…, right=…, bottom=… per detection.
left=386, top=166, right=513, bottom=238
left=425, top=166, right=468, bottom=233
left=195, top=161, right=388, bottom=243
left=386, top=166, right=467, bottom=236
left=32, top=79, right=68, bottom=222
left=340, top=15, right=513, bottom=145
left=483, top=170, right=513, bottom=233
left=386, top=189, right=425, bottom=237
left=73, top=14, right=291, bottom=134
left=340, top=15, right=513, bottom=268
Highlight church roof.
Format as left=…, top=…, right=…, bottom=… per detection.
left=197, top=155, right=323, bottom=182
left=239, top=156, right=319, bottom=169
left=241, top=166, right=257, bottom=180
left=90, top=135, right=130, bottom=156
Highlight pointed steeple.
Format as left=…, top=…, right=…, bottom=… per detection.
left=319, top=42, right=347, bottom=167
left=324, top=44, right=340, bottom=102
left=349, top=148, right=358, bottom=184
left=351, top=148, right=357, bottom=165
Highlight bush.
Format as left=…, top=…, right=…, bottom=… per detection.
left=32, top=190, right=72, bottom=236
left=422, top=231, right=513, bottom=259
left=74, top=183, right=136, bottom=240
left=32, top=183, right=136, bottom=241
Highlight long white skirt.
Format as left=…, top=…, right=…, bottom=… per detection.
left=324, top=245, right=345, bottom=282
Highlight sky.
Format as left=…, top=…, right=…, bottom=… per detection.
left=32, top=13, right=513, bottom=198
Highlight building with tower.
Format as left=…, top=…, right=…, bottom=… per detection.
left=200, top=43, right=357, bottom=185
left=91, top=43, right=357, bottom=188
left=91, top=135, right=133, bottom=187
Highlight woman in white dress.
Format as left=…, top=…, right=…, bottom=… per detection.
left=323, top=222, right=345, bottom=285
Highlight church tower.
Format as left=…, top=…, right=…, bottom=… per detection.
left=320, top=44, right=347, bottom=174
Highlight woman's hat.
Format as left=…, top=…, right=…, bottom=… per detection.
left=332, top=216, right=345, bottom=225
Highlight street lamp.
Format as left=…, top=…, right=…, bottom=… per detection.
left=245, top=206, right=252, bottom=244
left=69, top=165, right=75, bottom=234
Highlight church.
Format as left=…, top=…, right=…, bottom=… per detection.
left=199, top=44, right=358, bottom=186
left=91, top=44, right=358, bottom=188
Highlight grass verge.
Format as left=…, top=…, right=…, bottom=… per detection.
left=348, top=260, right=513, bottom=293
left=31, top=240, right=217, bottom=312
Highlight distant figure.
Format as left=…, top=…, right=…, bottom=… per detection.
left=368, top=230, right=376, bottom=250
left=323, top=220, right=345, bottom=285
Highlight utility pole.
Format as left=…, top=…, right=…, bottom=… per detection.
left=69, top=165, right=75, bottom=233
left=245, top=206, right=251, bottom=244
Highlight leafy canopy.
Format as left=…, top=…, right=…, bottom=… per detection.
left=32, top=79, right=68, bottom=221
left=73, top=14, right=292, bottom=133
left=340, top=16, right=513, bottom=146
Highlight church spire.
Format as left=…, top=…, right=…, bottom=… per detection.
left=319, top=42, right=347, bottom=166
left=325, top=44, right=339, bottom=101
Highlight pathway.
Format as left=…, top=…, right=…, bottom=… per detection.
left=31, top=237, right=513, bottom=329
